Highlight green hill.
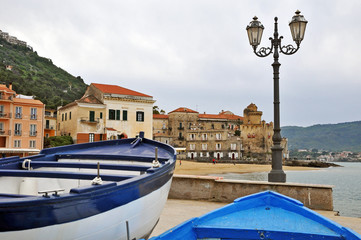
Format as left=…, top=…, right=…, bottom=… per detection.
left=282, top=121, right=361, bottom=152
left=0, top=37, right=87, bottom=109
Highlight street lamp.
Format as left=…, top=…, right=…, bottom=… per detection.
left=246, top=10, right=307, bottom=183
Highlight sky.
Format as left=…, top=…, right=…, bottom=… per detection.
left=1, top=0, right=361, bottom=127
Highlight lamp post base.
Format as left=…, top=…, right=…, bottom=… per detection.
left=268, top=170, right=286, bottom=183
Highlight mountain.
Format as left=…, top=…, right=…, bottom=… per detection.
left=282, top=121, right=361, bottom=152
left=0, top=36, right=87, bottom=109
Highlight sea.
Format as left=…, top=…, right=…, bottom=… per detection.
left=210, top=162, right=361, bottom=218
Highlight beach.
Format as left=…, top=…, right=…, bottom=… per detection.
left=174, top=160, right=319, bottom=175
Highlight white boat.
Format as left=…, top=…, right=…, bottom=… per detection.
left=0, top=132, right=176, bottom=240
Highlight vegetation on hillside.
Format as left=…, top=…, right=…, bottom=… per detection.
left=282, top=121, right=361, bottom=152
left=0, top=38, right=87, bottom=109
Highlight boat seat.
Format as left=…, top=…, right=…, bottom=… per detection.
left=0, top=169, right=135, bottom=182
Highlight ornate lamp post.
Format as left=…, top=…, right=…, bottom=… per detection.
left=246, top=10, right=307, bottom=182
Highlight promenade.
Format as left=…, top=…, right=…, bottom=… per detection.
left=149, top=160, right=361, bottom=237
left=151, top=199, right=361, bottom=237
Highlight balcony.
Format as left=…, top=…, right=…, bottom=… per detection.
left=15, top=113, right=22, bottom=119
left=30, top=114, right=37, bottom=120
left=0, top=130, right=10, bottom=136
left=45, top=125, right=55, bottom=130
left=14, top=130, right=22, bottom=136
left=80, top=117, right=99, bottom=123
left=0, top=112, right=11, bottom=119
left=177, top=126, right=184, bottom=130
left=178, top=136, right=185, bottom=141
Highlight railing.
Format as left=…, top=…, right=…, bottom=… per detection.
left=30, top=114, right=37, bottom=120
left=0, top=112, right=11, bottom=118
left=45, top=125, right=54, bottom=130
left=29, top=131, right=37, bottom=137
left=80, top=117, right=99, bottom=123
left=177, top=127, right=184, bottom=130
left=0, top=130, right=10, bottom=135
left=15, top=113, right=22, bottom=119
left=14, top=130, right=22, bottom=136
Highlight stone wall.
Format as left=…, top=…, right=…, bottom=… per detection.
left=169, top=175, right=333, bottom=211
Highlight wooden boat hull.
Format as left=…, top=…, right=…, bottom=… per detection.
left=148, top=191, right=361, bottom=240
left=0, top=134, right=176, bottom=240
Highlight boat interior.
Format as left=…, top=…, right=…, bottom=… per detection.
left=0, top=154, right=170, bottom=198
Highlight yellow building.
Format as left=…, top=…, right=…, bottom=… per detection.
left=57, top=95, right=106, bottom=143
left=58, top=83, right=155, bottom=143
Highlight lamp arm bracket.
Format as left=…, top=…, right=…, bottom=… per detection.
left=279, top=37, right=300, bottom=55
left=254, top=38, right=273, bottom=57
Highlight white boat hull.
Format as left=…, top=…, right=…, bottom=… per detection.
left=0, top=178, right=172, bottom=240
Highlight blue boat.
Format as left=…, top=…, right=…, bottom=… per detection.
left=0, top=132, right=176, bottom=240
left=149, top=191, right=361, bottom=240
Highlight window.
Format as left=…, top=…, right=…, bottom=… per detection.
left=69, top=112, right=72, bottom=120
left=46, top=120, right=50, bottom=129
left=62, top=113, right=64, bottom=121
left=14, top=123, right=22, bottom=136
left=109, top=109, right=116, bottom=120
left=30, top=124, right=37, bottom=136
left=202, top=144, right=207, bottom=150
left=231, top=143, right=237, bottom=150
left=89, top=111, right=95, bottom=122
left=189, top=133, right=196, bottom=140
left=30, top=108, right=37, bottom=120
left=15, top=106, right=22, bottom=119
left=136, top=111, right=144, bottom=122
left=0, top=122, right=3, bottom=134
left=100, top=112, right=103, bottom=119
left=202, top=133, right=207, bottom=140
left=216, top=133, right=222, bottom=140
left=116, top=110, right=120, bottom=120
left=89, top=133, right=95, bottom=142
left=0, top=105, right=4, bottom=117
left=65, top=113, right=67, bottom=121
left=211, top=124, right=214, bottom=129
left=189, top=144, right=195, bottom=150
left=122, top=110, right=128, bottom=121
left=45, top=133, right=49, bottom=138
left=216, top=143, right=221, bottom=150
left=14, top=140, right=21, bottom=148
left=29, top=140, right=36, bottom=148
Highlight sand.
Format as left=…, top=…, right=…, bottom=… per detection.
left=174, top=160, right=319, bottom=176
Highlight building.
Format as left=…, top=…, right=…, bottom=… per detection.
left=57, top=83, right=155, bottom=143
left=153, top=103, right=289, bottom=162
left=0, top=84, right=44, bottom=157
left=44, top=109, right=57, bottom=138
left=240, top=103, right=288, bottom=160
left=154, top=107, right=244, bottom=161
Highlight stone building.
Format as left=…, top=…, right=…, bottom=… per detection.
left=240, top=103, right=288, bottom=160
left=57, top=83, right=155, bottom=143
left=154, top=107, right=243, bottom=161
left=153, top=103, right=289, bottom=162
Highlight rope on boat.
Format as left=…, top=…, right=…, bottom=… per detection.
left=22, top=159, right=32, bottom=170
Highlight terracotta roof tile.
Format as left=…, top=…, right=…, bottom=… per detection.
left=77, top=95, right=103, bottom=105
left=13, top=98, right=44, bottom=105
left=169, top=107, right=198, bottom=114
left=0, top=84, right=15, bottom=93
left=92, top=83, right=152, bottom=98
left=153, top=114, right=169, bottom=119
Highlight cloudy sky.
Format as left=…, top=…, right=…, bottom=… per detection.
left=1, top=0, right=361, bottom=127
